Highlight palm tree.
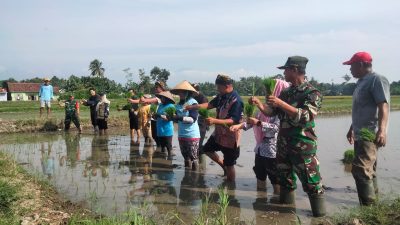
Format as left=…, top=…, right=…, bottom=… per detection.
left=89, top=59, right=105, bottom=77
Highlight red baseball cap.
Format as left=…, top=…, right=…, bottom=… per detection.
left=343, top=52, right=372, bottom=65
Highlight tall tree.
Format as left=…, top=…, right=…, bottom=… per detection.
left=150, top=66, right=170, bottom=83
left=138, top=69, right=153, bottom=94
left=89, top=59, right=105, bottom=78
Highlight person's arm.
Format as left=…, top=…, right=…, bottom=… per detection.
left=142, top=97, right=159, bottom=104
left=176, top=105, right=199, bottom=123
left=39, top=86, right=42, bottom=98
left=185, top=102, right=210, bottom=111
left=230, top=122, right=246, bottom=132
left=268, top=90, right=322, bottom=125
left=76, top=101, right=80, bottom=115
left=128, top=98, right=140, bottom=104
left=50, top=86, right=54, bottom=100
left=376, top=102, right=389, bottom=147
left=346, top=125, right=354, bottom=145
left=207, top=98, right=242, bottom=126
left=250, top=97, right=275, bottom=116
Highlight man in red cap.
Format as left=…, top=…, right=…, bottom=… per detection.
left=343, top=51, right=390, bottom=206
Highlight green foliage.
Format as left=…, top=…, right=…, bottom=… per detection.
left=342, top=149, right=355, bottom=163
left=0, top=180, right=18, bottom=213
left=332, top=197, right=400, bottom=225
left=150, top=104, right=157, bottom=114
left=263, top=77, right=277, bottom=96
left=198, top=108, right=209, bottom=118
left=244, top=103, right=256, bottom=117
left=360, top=128, right=376, bottom=142
left=89, top=59, right=105, bottom=78
left=164, top=106, right=176, bottom=118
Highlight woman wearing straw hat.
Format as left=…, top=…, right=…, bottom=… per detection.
left=154, top=91, right=175, bottom=156
left=171, top=81, right=201, bottom=170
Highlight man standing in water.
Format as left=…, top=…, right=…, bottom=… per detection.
left=251, top=56, right=326, bottom=217
left=39, top=77, right=53, bottom=118
left=82, top=88, right=100, bottom=133
left=186, top=74, right=243, bottom=182
left=343, top=52, right=390, bottom=206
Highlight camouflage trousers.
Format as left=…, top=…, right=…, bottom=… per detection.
left=276, top=146, right=324, bottom=194
left=65, top=114, right=80, bottom=130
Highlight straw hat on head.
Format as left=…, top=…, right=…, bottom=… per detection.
left=155, top=91, right=175, bottom=103
left=170, top=80, right=198, bottom=95
left=43, top=77, right=50, bottom=82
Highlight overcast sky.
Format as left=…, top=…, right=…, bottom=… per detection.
left=1, top=0, right=399, bottom=86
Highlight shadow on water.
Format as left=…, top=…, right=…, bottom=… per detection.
left=1, top=111, right=400, bottom=224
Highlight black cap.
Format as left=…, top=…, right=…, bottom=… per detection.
left=99, top=93, right=105, bottom=96
left=215, top=74, right=233, bottom=85
left=277, top=56, right=308, bottom=70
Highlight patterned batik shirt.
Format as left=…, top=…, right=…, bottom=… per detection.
left=274, top=81, right=322, bottom=155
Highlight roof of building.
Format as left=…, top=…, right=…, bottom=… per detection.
left=7, top=82, right=59, bottom=93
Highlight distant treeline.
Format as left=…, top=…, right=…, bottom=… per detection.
left=2, top=72, right=400, bottom=99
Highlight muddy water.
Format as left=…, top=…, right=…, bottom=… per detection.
left=1, top=112, right=399, bottom=224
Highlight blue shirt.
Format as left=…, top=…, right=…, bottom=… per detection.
left=39, top=84, right=53, bottom=101
left=156, top=103, right=174, bottom=137
left=176, top=98, right=200, bottom=138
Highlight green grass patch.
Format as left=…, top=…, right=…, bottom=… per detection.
left=0, top=181, right=18, bottom=213
left=331, top=197, right=400, bottom=225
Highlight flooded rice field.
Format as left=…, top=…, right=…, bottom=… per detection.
left=1, top=112, right=399, bottom=224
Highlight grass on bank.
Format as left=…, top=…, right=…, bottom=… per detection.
left=331, top=197, right=400, bottom=225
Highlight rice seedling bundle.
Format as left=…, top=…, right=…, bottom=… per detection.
left=244, top=103, right=256, bottom=118
left=360, top=128, right=376, bottom=142
left=198, top=108, right=209, bottom=118
left=150, top=104, right=157, bottom=114
left=263, top=78, right=277, bottom=96
left=342, top=149, right=355, bottom=163
left=164, top=107, right=176, bottom=118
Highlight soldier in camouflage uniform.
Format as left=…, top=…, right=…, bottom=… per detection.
left=64, top=95, right=82, bottom=133
left=251, top=56, right=325, bottom=217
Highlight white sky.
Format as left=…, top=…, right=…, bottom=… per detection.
left=1, top=0, right=399, bottom=86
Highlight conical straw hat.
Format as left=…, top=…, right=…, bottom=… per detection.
left=170, top=80, right=198, bottom=95
left=155, top=91, right=175, bottom=103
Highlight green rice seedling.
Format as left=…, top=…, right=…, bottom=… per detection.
left=263, top=77, right=277, bottom=96
left=244, top=103, right=256, bottom=118
left=164, top=106, right=176, bottom=118
left=360, top=128, right=376, bottom=142
left=342, top=149, right=355, bottom=163
left=217, top=187, right=230, bottom=225
left=198, top=108, right=209, bottom=118
left=150, top=104, right=157, bottom=114
left=137, top=92, right=144, bottom=98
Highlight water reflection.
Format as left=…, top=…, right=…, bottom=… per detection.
left=40, top=142, right=55, bottom=179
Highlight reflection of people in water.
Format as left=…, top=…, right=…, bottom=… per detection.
left=40, top=142, right=55, bottom=179
left=60, top=133, right=81, bottom=168
left=83, top=135, right=110, bottom=178
left=125, top=141, right=155, bottom=204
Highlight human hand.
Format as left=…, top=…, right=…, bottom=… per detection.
left=346, top=127, right=354, bottom=145
left=246, top=117, right=259, bottom=125
left=229, top=124, right=242, bottom=132
left=185, top=105, right=193, bottom=111
left=160, top=115, right=168, bottom=121
left=206, top=117, right=215, bottom=125
left=249, top=96, right=261, bottom=106
left=375, top=129, right=386, bottom=147
left=267, top=96, right=283, bottom=108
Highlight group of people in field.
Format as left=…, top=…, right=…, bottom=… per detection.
left=44, top=51, right=390, bottom=217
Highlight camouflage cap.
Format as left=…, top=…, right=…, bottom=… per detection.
left=277, top=56, right=308, bottom=70
left=215, top=73, right=233, bottom=85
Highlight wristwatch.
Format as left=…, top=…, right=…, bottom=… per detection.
left=256, top=120, right=262, bottom=127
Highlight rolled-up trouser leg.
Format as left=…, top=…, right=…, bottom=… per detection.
left=352, top=140, right=378, bottom=205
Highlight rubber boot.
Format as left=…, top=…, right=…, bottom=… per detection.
left=308, top=193, right=326, bottom=217
left=280, top=188, right=295, bottom=204
left=373, top=177, right=379, bottom=195
left=272, top=184, right=280, bottom=195
left=355, top=179, right=376, bottom=206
